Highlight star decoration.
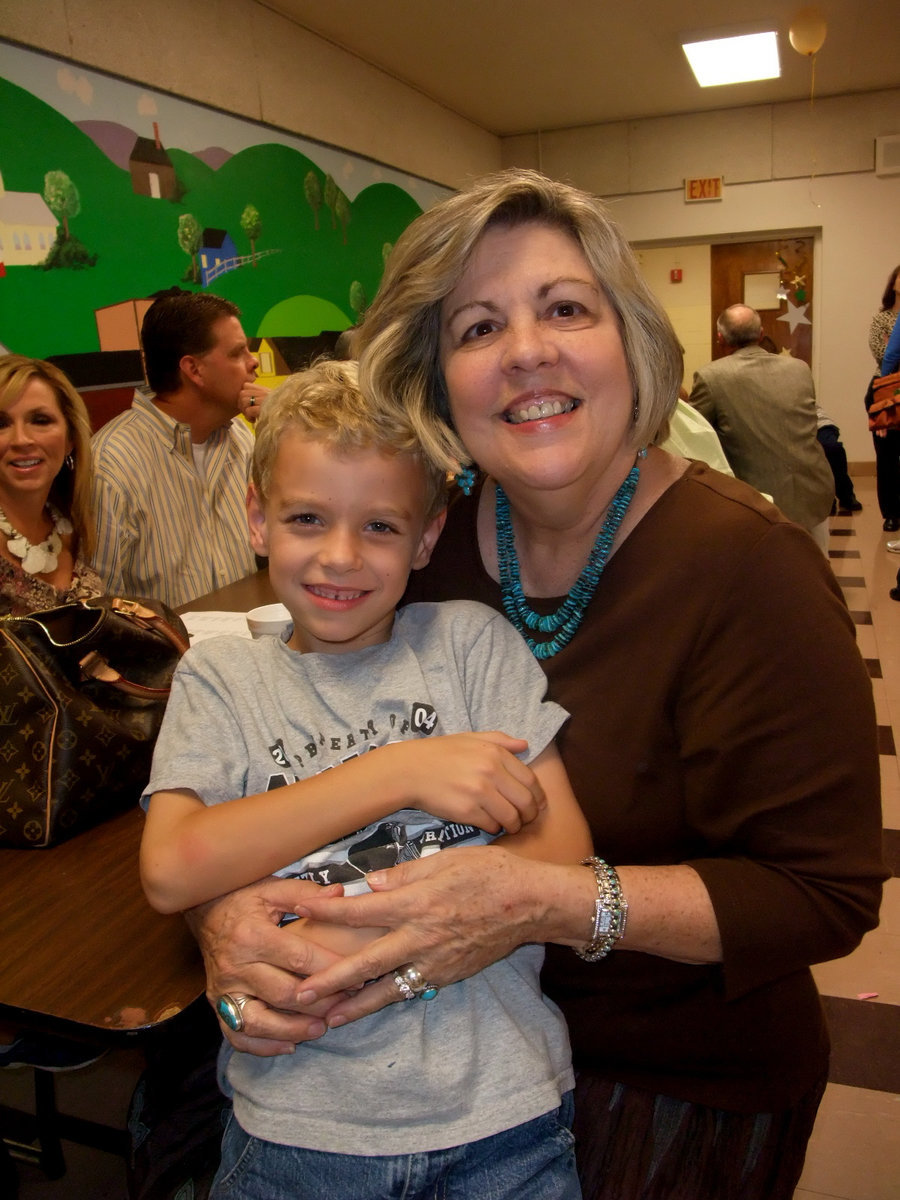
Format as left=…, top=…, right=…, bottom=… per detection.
left=776, top=299, right=812, bottom=335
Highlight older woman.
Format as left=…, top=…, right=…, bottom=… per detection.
left=189, top=172, right=884, bottom=1199
left=0, top=355, right=101, bottom=614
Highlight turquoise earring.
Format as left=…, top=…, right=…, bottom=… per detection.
left=454, top=464, right=477, bottom=496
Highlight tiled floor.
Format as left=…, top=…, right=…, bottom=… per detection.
left=3, top=474, right=900, bottom=1199
left=796, top=473, right=900, bottom=1200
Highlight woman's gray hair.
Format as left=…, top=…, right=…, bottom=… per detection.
left=357, top=169, right=683, bottom=473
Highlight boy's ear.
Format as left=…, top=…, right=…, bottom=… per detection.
left=246, top=483, right=270, bottom=555
left=412, top=508, right=447, bottom=570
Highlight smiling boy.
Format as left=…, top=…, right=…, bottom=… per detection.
left=139, top=358, right=588, bottom=1199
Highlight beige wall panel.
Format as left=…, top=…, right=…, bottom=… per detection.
left=501, top=133, right=540, bottom=171
left=3, top=0, right=499, bottom=190
left=252, top=6, right=498, bottom=188
left=773, top=90, right=900, bottom=179
left=536, top=124, right=631, bottom=196
left=628, top=108, right=774, bottom=193
left=1, top=0, right=70, bottom=57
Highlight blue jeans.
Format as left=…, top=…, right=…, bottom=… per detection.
left=210, top=1091, right=580, bottom=1200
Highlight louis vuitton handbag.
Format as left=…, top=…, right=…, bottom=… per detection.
left=866, top=370, right=900, bottom=432
left=0, top=596, right=189, bottom=848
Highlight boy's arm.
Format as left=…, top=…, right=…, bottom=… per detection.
left=140, top=730, right=545, bottom=914
left=497, top=742, right=592, bottom=864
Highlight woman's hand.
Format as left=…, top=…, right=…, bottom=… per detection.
left=185, top=876, right=351, bottom=1056
left=290, top=846, right=582, bottom=1025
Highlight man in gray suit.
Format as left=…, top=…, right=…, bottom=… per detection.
left=688, top=304, right=834, bottom=552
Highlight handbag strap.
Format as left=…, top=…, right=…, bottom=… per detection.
left=77, top=598, right=189, bottom=697
left=108, top=597, right=191, bottom=655
left=79, top=649, right=174, bottom=698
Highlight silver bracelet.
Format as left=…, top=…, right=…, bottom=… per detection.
left=575, top=856, right=628, bottom=962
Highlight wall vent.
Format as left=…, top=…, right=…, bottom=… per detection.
left=875, top=135, right=900, bottom=177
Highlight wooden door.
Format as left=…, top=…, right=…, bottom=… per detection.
left=710, top=238, right=814, bottom=365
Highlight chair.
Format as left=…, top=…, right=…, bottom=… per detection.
left=0, top=1031, right=109, bottom=1182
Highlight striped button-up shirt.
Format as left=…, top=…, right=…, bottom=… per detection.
left=90, top=390, right=257, bottom=609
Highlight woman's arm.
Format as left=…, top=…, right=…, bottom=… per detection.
left=284, top=851, right=721, bottom=1027
left=141, top=730, right=545, bottom=913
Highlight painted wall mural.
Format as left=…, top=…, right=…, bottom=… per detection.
left=0, top=42, right=451, bottom=388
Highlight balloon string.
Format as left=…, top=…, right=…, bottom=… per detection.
left=808, top=53, right=821, bottom=208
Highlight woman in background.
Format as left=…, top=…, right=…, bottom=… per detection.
left=0, top=354, right=101, bottom=614
left=867, top=265, right=900, bottom=530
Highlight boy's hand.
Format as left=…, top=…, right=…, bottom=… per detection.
left=393, top=731, right=545, bottom=834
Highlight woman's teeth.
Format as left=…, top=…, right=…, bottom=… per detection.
left=505, top=397, right=575, bottom=424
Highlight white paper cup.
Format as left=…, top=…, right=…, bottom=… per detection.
left=246, top=603, right=292, bottom=640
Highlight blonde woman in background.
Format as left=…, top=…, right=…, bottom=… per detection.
left=0, top=354, right=101, bottom=615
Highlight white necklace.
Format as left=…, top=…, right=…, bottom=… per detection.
left=0, top=504, right=72, bottom=575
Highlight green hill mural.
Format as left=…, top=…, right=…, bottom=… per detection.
left=0, top=66, right=432, bottom=362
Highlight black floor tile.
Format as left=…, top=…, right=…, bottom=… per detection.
left=882, top=828, right=900, bottom=877
left=822, top=995, right=900, bottom=1094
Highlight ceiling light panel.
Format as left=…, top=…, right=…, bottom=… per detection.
left=682, top=32, right=780, bottom=88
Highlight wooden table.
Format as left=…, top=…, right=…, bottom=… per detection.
left=0, top=805, right=205, bottom=1040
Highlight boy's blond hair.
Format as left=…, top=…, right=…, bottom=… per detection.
left=251, top=359, right=448, bottom=521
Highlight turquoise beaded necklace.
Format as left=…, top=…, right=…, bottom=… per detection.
left=495, top=456, right=642, bottom=660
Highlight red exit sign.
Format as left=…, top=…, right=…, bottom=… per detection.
left=684, top=176, right=723, bottom=202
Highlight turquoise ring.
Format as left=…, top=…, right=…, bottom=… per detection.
left=216, top=993, right=251, bottom=1032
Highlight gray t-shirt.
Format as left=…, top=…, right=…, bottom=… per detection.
left=145, top=600, right=574, bottom=1155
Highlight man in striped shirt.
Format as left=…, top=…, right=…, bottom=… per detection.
left=91, top=290, right=264, bottom=609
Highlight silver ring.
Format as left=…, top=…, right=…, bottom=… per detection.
left=216, top=992, right=251, bottom=1032
left=393, top=973, right=416, bottom=1001
left=397, top=964, right=439, bottom=1002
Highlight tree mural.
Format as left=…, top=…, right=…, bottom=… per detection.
left=241, top=203, right=262, bottom=266
left=349, top=280, right=367, bottom=318
left=177, top=213, right=202, bottom=283
left=41, top=169, right=97, bottom=269
left=304, top=170, right=322, bottom=229
left=43, top=170, right=80, bottom=240
left=324, top=174, right=338, bottom=230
